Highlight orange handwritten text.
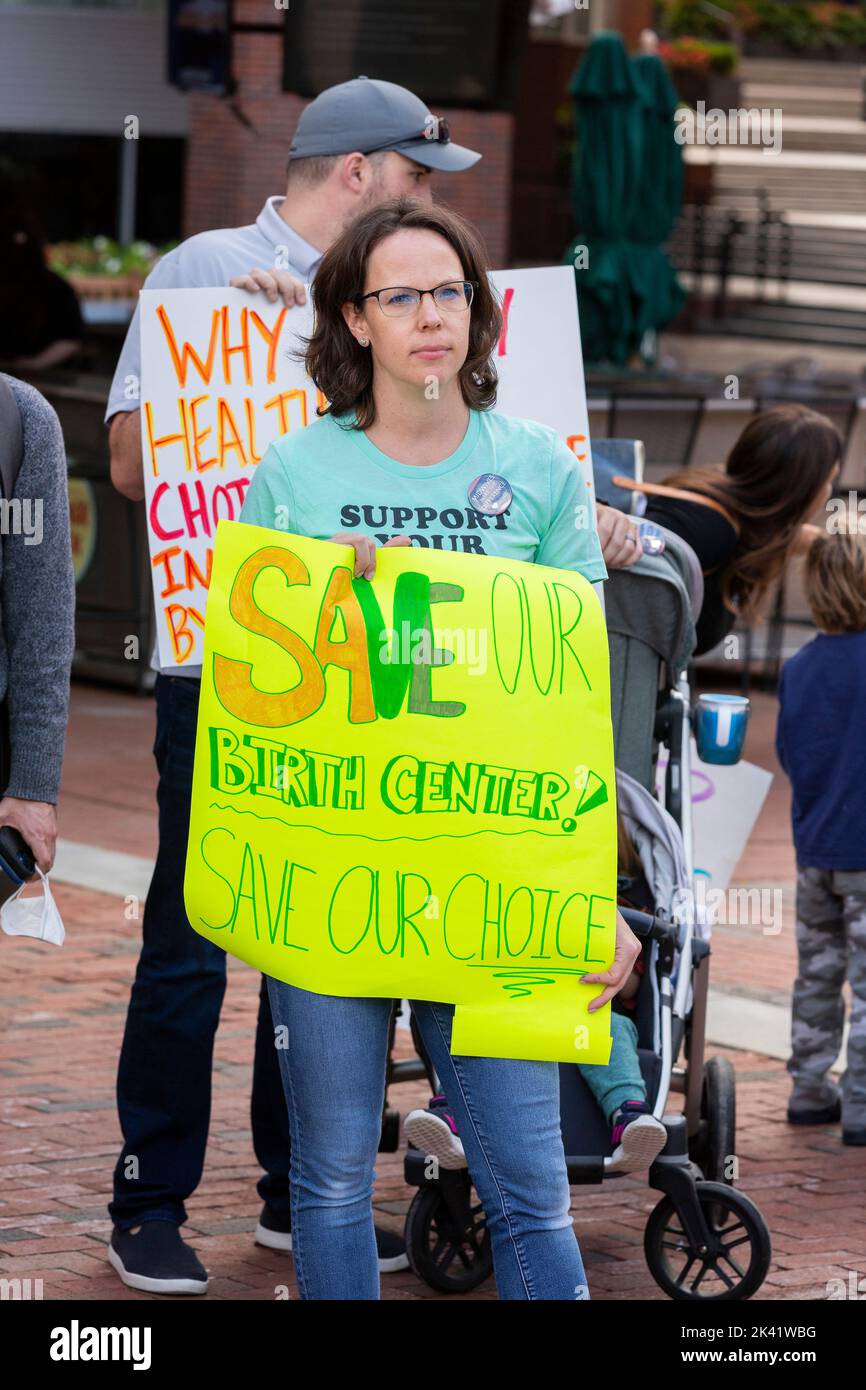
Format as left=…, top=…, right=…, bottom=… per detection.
left=144, top=391, right=314, bottom=477
left=156, top=303, right=289, bottom=389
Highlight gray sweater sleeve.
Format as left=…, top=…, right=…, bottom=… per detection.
left=1, top=376, right=75, bottom=804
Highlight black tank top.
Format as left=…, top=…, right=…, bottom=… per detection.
left=642, top=495, right=741, bottom=656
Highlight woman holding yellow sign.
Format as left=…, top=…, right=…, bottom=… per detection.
left=238, top=196, right=640, bottom=1300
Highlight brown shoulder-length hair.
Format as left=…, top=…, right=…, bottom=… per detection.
left=302, top=196, right=502, bottom=429
left=663, top=404, right=842, bottom=621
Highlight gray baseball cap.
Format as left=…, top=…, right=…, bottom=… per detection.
left=288, top=76, right=481, bottom=173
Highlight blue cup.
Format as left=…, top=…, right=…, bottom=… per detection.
left=694, top=694, right=750, bottom=766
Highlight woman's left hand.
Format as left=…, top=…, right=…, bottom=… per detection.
left=596, top=504, right=642, bottom=569
left=580, top=910, right=642, bottom=1013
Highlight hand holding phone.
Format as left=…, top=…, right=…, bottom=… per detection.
left=0, top=824, right=36, bottom=886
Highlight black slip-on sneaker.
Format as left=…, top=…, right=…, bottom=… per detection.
left=108, top=1222, right=208, bottom=1295
left=254, top=1204, right=409, bottom=1272
left=375, top=1225, right=410, bottom=1274
left=787, top=1097, right=842, bottom=1125
left=254, top=1204, right=292, bottom=1252
left=842, top=1127, right=866, bottom=1146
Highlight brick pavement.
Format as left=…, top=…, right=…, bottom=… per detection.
left=1, top=681, right=864, bottom=1302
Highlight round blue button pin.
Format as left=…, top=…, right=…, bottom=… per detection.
left=468, top=473, right=513, bottom=516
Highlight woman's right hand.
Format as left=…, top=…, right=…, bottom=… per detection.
left=328, top=532, right=413, bottom=580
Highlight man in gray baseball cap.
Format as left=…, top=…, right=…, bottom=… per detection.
left=108, top=76, right=480, bottom=499
left=288, top=75, right=481, bottom=172
left=104, top=77, right=480, bottom=1298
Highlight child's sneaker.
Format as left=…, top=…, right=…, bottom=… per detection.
left=609, top=1100, right=667, bottom=1172
left=404, top=1095, right=467, bottom=1170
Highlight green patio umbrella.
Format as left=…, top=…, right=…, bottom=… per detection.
left=562, top=31, right=646, bottom=365
left=628, top=52, right=686, bottom=346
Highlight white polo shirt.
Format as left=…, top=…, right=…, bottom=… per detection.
left=105, top=196, right=323, bottom=678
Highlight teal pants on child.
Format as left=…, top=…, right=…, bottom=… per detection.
left=577, top=1013, right=645, bottom=1123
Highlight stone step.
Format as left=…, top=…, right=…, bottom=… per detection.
left=773, top=131, right=866, bottom=155
left=739, top=57, right=865, bottom=85
left=713, top=172, right=866, bottom=195
left=743, top=83, right=862, bottom=120
left=687, top=110, right=866, bottom=155
left=771, top=116, right=866, bottom=155
left=713, top=193, right=866, bottom=216
left=706, top=316, right=866, bottom=349
left=692, top=298, right=866, bottom=350
left=687, top=146, right=866, bottom=170
left=786, top=211, right=866, bottom=230
left=677, top=270, right=866, bottom=314
left=671, top=243, right=866, bottom=289
left=698, top=150, right=866, bottom=212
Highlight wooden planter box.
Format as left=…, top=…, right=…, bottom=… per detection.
left=673, top=72, right=742, bottom=112
left=66, top=272, right=146, bottom=301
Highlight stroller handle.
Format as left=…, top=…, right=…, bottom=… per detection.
left=618, top=906, right=673, bottom=942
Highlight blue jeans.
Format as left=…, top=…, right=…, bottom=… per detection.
left=267, top=978, right=589, bottom=1300
left=109, top=675, right=291, bottom=1228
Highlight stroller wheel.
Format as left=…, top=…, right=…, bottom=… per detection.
left=404, top=1181, right=493, bottom=1294
left=645, top=1181, right=771, bottom=1301
left=691, top=1055, right=736, bottom=1184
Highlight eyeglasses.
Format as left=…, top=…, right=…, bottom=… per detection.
left=355, top=280, right=478, bottom=318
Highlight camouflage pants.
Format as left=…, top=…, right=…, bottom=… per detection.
left=789, top=866, right=866, bottom=1128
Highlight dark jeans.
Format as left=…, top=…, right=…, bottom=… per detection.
left=109, top=674, right=291, bottom=1228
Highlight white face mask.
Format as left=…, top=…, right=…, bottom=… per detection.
left=0, top=869, right=65, bottom=946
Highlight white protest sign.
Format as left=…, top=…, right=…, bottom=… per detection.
left=139, top=266, right=594, bottom=668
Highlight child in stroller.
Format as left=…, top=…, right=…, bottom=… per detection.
left=396, top=524, right=773, bottom=1300
left=405, top=812, right=669, bottom=1175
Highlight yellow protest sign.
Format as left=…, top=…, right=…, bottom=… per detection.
left=183, top=520, right=617, bottom=1064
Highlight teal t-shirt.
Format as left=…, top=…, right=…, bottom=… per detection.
left=238, top=408, right=608, bottom=583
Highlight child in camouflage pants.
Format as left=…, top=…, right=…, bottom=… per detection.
left=776, top=528, right=866, bottom=1145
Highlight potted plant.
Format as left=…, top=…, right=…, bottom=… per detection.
left=659, top=36, right=742, bottom=110
left=659, top=0, right=866, bottom=62
left=47, top=237, right=174, bottom=303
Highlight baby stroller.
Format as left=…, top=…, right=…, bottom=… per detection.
left=388, top=529, right=772, bottom=1300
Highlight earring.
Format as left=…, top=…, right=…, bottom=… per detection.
left=358, top=336, right=369, bottom=347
